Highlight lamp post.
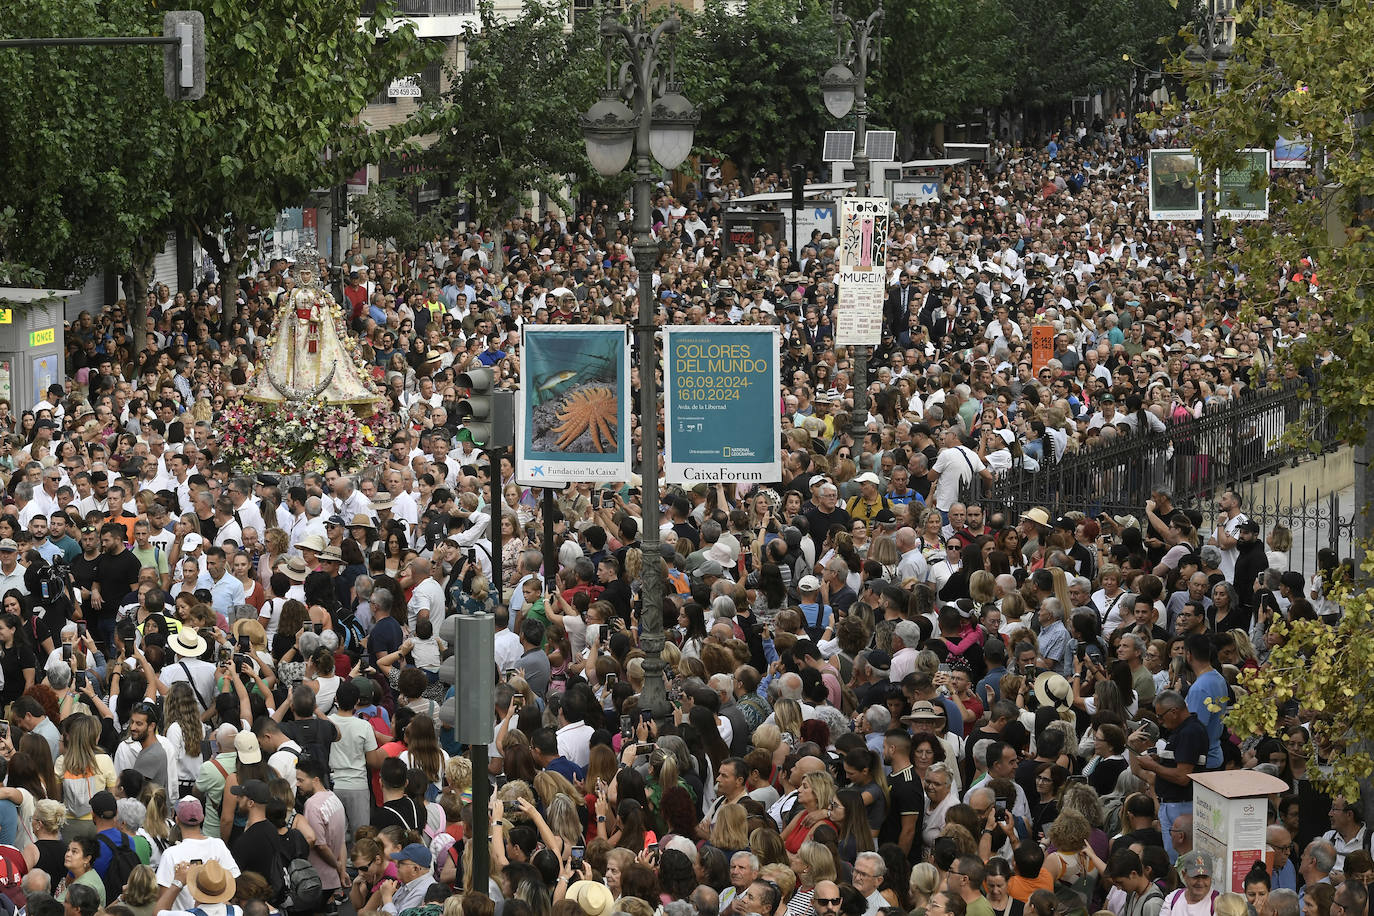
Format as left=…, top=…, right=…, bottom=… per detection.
left=821, top=0, right=882, bottom=446
left=1185, top=1, right=1231, bottom=261
left=580, top=7, right=697, bottom=722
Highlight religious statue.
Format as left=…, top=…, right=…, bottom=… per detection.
left=245, top=251, right=382, bottom=413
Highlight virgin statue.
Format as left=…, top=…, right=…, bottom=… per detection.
left=245, top=256, right=381, bottom=413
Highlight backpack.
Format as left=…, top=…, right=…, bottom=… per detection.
left=282, top=718, right=337, bottom=787
left=333, top=608, right=367, bottom=652
left=97, top=831, right=141, bottom=904
left=276, top=828, right=323, bottom=914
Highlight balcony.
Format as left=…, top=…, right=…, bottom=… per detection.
left=361, top=0, right=474, bottom=16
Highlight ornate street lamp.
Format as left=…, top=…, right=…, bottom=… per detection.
left=580, top=6, right=697, bottom=722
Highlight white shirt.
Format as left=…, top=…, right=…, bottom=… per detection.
left=556, top=721, right=595, bottom=768
left=493, top=628, right=523, bottom=673
left=407, top=577, right=446, bottom=632
left=930, top=446, right=985, bottom=511
left=155, top=835, right=240, bottom=911
left=268, top=740, right=304, bottom=782
left=162, top=656, right=218, bottom=710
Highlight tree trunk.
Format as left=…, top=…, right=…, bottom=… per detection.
left=123, top=258, right=151, bottom=371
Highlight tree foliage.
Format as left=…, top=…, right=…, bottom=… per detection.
left=1158, top=0, right=1374, bottom=441
left=1171, top=0, right=1374, bottom=798
left=677, top=0, right=835, bottom=177
left=1229, top=576, right=1374, bottom=801
left=166, top=0, right=447, bottom=278
left=0, top=0, right=172, bottom=288
left=427, top=0, right=602, bottom=226
left=350, top=182, right=447, bottom=252
left=870, top=0, right=1015, bottom=134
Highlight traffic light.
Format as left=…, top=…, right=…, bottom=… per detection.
left=438, top=613, right=495, bottom=744
left=455, top=368, right=514, bottom=449
left=162, top=11, right=205, bottom=101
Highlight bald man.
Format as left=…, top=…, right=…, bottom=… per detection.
left=404, top=557, right=446, bottom=631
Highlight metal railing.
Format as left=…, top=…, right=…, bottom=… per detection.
left=361, top=0, right=474, bottom=16
left=981, top=379, right=1337, bottom=522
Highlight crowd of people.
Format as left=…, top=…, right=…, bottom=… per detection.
left=0, top=117, right=1352, bottom=916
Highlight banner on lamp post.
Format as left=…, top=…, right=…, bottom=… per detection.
left=838, top=197, right=892, bottom=269
left=516, top=325, right=631, bottom=486
left=835, top=267, right=885, bottom=346
left=1148, top=148, right=1204, bottom=221
left=663, top=326, right=782, bottom=485
left=1216, top=149, right=1270, bottom=220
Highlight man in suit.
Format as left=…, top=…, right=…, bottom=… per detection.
left=886, top=272, right=917, bottom=336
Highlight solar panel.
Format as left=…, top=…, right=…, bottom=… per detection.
left=822, top=131, right=855, bottom=163
left=865, top=130, right=897, bottom=162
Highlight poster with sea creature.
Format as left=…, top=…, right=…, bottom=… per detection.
left=516, top=325, right=631, bottom=485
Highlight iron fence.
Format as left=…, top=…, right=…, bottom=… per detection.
left=976, top=380, right=1355, bottom=575
left=361, top=0, right=474, bottom=15
left=983, top=380, right=1333, bottom=516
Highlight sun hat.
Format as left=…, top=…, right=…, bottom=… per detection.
left=276, top=555, right=309, bottom=582
left=297, top=534, right=326, bottom=554
left=168, top=628, right=207, bottom=658
left=1034, top=671, right=1073, bottom=711
left=187, top=860, right=237, bottom=904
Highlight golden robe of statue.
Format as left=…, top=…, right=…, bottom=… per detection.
left=245, top=264, right=381, bottom=413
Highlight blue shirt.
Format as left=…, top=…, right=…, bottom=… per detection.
left=977, top=665, right=1008, bottom=704
left=196, top=571, right=245, bottom=619
left=799, top=601, right=832, bottom=631
left=1186, top=667, right=1229, bottom=768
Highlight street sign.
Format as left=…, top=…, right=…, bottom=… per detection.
left=834, top=268, right=884, bottom=346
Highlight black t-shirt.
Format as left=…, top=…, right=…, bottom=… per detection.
left=70, top=552, right=101, bottom=617
left=0, top=645, right=35, bottom=702
left=95, top=549, right=142, bottom=618
left=878, top=764, right=926, bottom=863
left=232, top=820, right=281, bottom=883
left=804, top=506, right=852, bottom=542
left=372, top=797, right=423, bottom=831
left=1156, top=714, right=1209, bottom=803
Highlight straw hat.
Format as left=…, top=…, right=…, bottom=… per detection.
left=187, top=860, right=237, bottom=904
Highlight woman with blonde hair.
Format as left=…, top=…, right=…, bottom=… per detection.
left=57, top=714, right=115, bottom=839
left=116, top=863, right=160, bottom=916
left=1215, top=893, right=1249, bottom=916
left=969, top=570, right=997, bottom=606
left=772, top=698, right=803, bottom=744
left=781, top=770, right=836, bottom=853
left=1049, top=568, right=1073, bottom=620
left=445, top=754, right=473, bottom=807
left=909, top=862, right=941, bottom=915
left=709, top=802, right=749, bottom=854
left=26, top=797, right=66, bottom=874
left=786, top=840, right=838, bottom=916
left=1044, top=809, right=1105, bottom=892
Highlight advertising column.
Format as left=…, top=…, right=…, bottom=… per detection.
left=663, top=326, right=782, bottom=485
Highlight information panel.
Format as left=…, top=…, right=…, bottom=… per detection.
left=663, top=326, right=782, bottom=485
left=835, top=268, right=885, bottom=346
left=1216, top=149, right=1270, bottom=220
left=516, top=325, right=631, bottom=485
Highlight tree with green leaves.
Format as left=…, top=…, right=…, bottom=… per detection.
left=870, top=0, right=1015, bottom=152
left=1164, top=0, right=1374, bottom=801
left=677, top=0, right=835, bottom=180
left=426, top=0, right=604, bottom=227
left=162, top=0, right=447, bottom=323
left=0, top=0, right=172, bottom=298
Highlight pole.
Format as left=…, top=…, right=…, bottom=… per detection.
left=331, top=183, right=345, bottom=287
left=541, top=488, right=557, bottom=592
left=469, top=742, right=489, bottom=892
left=846, top=6, right=880, bottom=450
left=488, top=447, right=503, bottom=603
left=632, top=64, right=669, bottom=724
